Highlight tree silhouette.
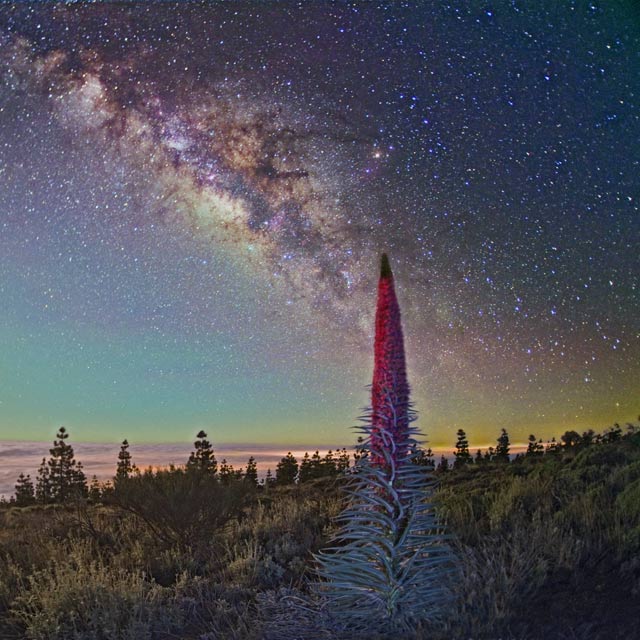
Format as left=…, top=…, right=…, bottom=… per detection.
left=88, top=475, right=102, bottom=503
left=453, top=428, right=472, bottom=468
left=323, top=450, right=338, bottom=477
left=115, top=439, right=135, bottom=482
left=275, top=452, right=298, bottom=485
left=46, top=427, right=87, bottom=502
left=495, top=428, right=511, bottom=463
left=244, top=456, right=258, bottom=487
left=264, top=468, right=275, bottom=490
left=560, top=430, right=582, bottom=448
left=526, top=434, right=544, bottom=457
left=436, top=454, right=450, bottom=472
left=187, top=430, right=217, bottom=475
left=336, top=448, right=351, bottom=473
left=218, top=458, right=233, bottom=484
left=35, top=457, right=51, bottom=504
left=412, top=444, right=436, bottom=469
left=298, top=452, right=312, bottom=483
left=14, top=473, right=35, bottom=506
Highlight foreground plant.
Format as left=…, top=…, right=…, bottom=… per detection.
left=316, top=254, right=454, bottom=635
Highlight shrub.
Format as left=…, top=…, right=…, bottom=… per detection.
left=109, top=467, right=253, bottom=548
left=11, top=540, right=183, bottom=640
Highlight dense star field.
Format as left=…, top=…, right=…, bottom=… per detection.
left=0, top=2, right=638, bottom=449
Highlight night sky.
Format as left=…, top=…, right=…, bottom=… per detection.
left=0, top=2, right=638, bottom=450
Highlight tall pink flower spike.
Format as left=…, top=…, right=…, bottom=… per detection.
left=371, top=253, right=410, bottom=467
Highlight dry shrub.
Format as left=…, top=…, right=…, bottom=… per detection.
left=10, top=539, right=183, bottom=640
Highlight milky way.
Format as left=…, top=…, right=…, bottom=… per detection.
left=0, top=3, right=638, bottom=448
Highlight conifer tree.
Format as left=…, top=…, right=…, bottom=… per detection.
left=275, top=452, right=298, bottom=485
left=425, top=446, right=435, bottom=467
left=14, top=473, right=35, bottom=506
left=546, top=436, right=559, bottom=454
left=581, top=429, right=595, bottom=446
left=560, top=430, right=582, bottom=448
left=244, top=456, right=258, bottom=487
left=411, top=444, right=435, bottom=469
left=323, top=450, right=338, bottom=476
left=453, top=428, right=472, bottom=468
left=298, top=452, right=312, bottom=483
left=115, top=439, right=135, bottom=481
left=436, top=454, right=450, bottom=472
left=603, top=424, right=623, bottom=443
left=187, top=430, right=217, bottom=475
left=218, top=458, right=233, bottom=484
left=264, top=468, right=275, bottom=490
left=474, top=449, right=483, bottom=464
left=35, top=457, right=51, bottom=504
left=47, top=427, right=87, bottom=502
left=309, top=450, right=323, bottom=480
left=88, top=475, right=102, bottom=503
left=317, top=254, right=453, bottom=633
left=495, top=428, right=511, bottom=463
left=336, top=448, right=351, bottom=473
left=525, top=434, right=544, bottom=457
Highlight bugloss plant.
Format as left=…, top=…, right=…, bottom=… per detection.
left=316, top=254, right=454, bottom=635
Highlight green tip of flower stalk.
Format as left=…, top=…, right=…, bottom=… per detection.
left=380, top=253, right=392, bottom=278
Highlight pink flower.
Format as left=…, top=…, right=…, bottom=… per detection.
left=371, top=254, right=410, bottom=467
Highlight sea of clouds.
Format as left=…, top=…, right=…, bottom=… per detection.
left=0, top=440, right=336, bottom=499
left=0, top=440, right=519, bottom=499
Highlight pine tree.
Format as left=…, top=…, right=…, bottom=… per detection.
left=323, top=450, right=338, bottom=477
left=264, top=468, right=275, bottom=490
left=474, top=449, right=483, bottom=464
left=336, top=448, right=351, bottom=473
left=560, top=430, right=582, bottom=448
left=352, top=437, right=367, bottom=466
left=425, top=447, right=435, bottom=467
left=47, top=428, right=87, bottom=502
left=603, top=424, right=623, bottom=443
left=218, top=459, right=233, bottom=484
left=299, top=452, right=312, bottom=483
left=495, top=428, right=511, bottom=463
left=412, top=444, right=435, bottom=469
left=581, top=429, right=595, bottom=446
left=14, top=473, right=35, bottom=506
left=453, top=428, right=472, bottom=468
left=187, top=430, right=217, bottom=475
left=545, top=436, right=559, bottom=454
left=275, top=452, right=298, bottom=485
left=88, top=475, right=102, bottom=503
left=525, top=434, right=544, bottom=457
left=75, top=461, right=87, bottom=494
left=310, top=450, right=323, bottom=479
left=436, top=454, right=450, bottom=472
left=244, top=456, right=258, bottom=487
left=317, top=254, right=453, bottom=633
left=115, top=439, right=135, bottom=482
left=35, top=457, right=51, bottom=504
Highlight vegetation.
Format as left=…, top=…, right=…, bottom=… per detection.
left=0, top=256, right=636, bottom=638
left=316, top=253, right=453, bottom=635
left=0, top=421, right=638, bottom=639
